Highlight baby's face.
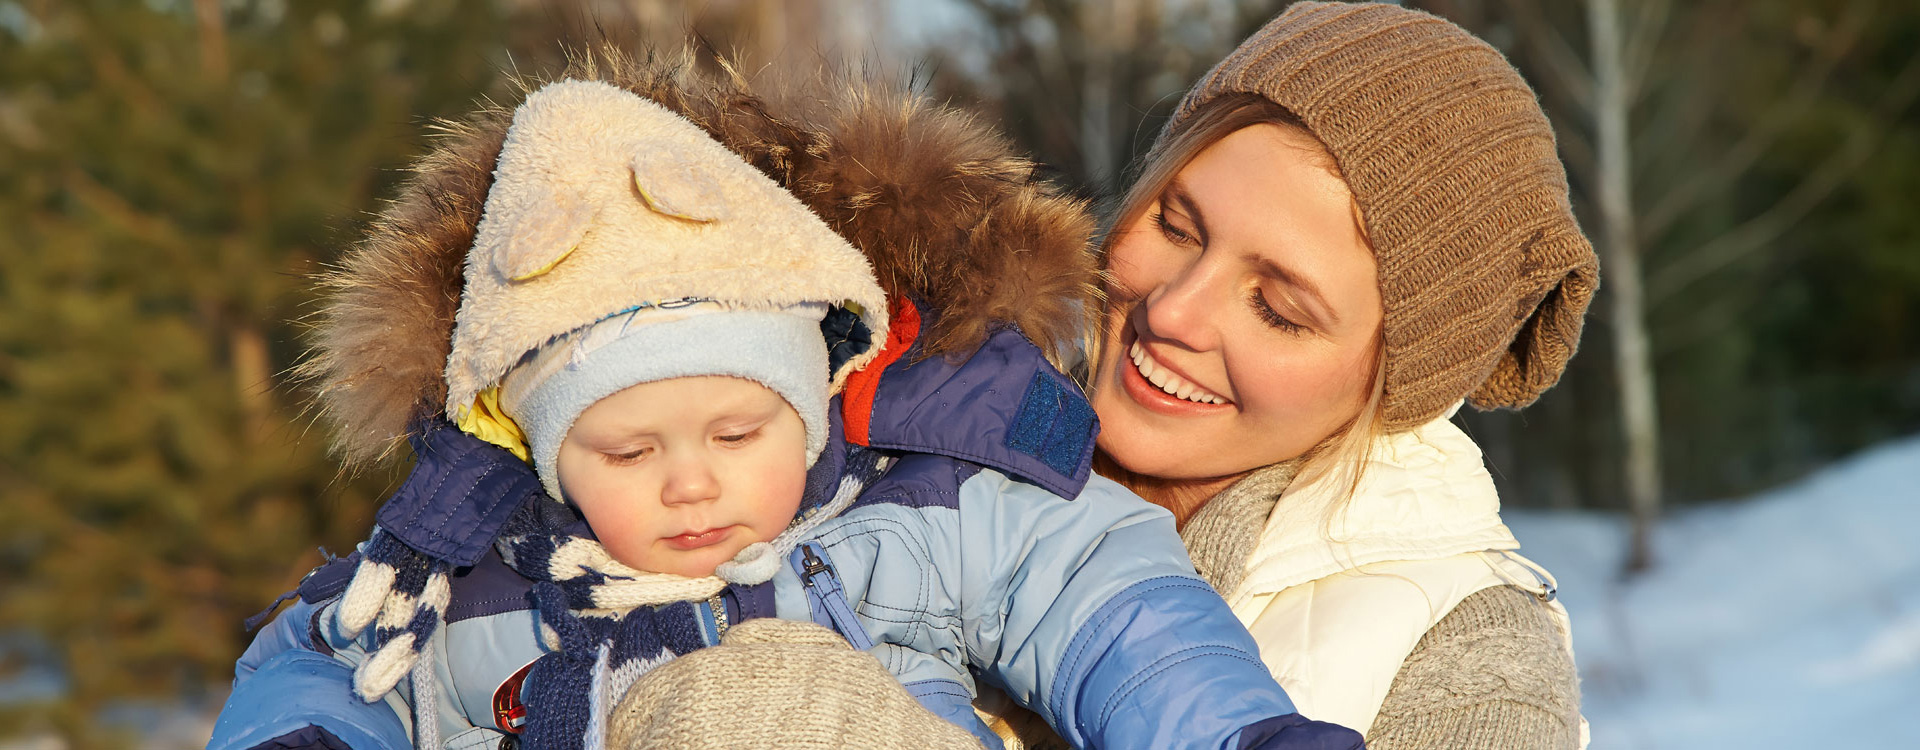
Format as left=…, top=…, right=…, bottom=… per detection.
left=555, top=376, right=808, bottom=577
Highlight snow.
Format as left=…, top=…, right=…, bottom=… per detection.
left=1504, top=434, right=1920, bottom=750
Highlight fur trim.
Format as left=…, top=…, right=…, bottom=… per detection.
left=296, top=49, right=1099, bottom=469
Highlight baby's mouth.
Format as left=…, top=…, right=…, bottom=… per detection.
left=663, top=527, right=732, bottom=551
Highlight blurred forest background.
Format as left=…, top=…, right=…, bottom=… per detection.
left=1, top=0, right=1915, bottom=747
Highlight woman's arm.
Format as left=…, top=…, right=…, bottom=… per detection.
left=1365, top=586, right=1583, bottom=750
left=958, top=473, right=1363, bottom=750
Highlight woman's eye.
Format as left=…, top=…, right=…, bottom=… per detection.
left=1152, top=209, right=1200, bottom=247
left=1248, top=289, right=1307, bottom=334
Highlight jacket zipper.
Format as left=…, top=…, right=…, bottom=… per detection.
left=793, top=541, right=874, bottom=651
left=706, top=593, right=730, bottom=639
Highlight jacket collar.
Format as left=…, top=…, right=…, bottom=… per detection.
left=841, top=297, right=1097, bottom=501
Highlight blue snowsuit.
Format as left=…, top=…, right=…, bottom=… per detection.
left=209, top=318, right=1363, bottom=750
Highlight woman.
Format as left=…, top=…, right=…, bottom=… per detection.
left=618, top=4, right=1594, bottom=748
left=1083, top=3, right=1596, bottom=747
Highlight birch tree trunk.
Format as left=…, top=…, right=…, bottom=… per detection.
left=1586, top=0, right=1663, bottom=573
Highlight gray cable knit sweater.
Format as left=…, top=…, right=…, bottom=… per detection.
left=1367, top=586, right=1582, bottom=750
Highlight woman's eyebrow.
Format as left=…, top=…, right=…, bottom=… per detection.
left=1163, top=180, right=1210, bottom=245
left=1253, top=256, right=1342, bottom=328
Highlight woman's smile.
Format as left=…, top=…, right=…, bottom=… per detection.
left=1120, top=335, right=1237, bottom=417
left=1127, top=341, right=1231, bottom=406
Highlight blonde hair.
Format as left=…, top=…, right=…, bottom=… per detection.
left=1089, top=93, right=1388, bottom=518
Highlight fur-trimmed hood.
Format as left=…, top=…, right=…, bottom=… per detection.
left=297, top=50, right=1099, bottom=469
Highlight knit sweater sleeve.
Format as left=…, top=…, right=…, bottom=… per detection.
left=1366, top=585, right=1583, bottom=750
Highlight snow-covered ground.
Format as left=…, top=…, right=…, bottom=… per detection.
left=1506, top=434, right=1920, bottom=750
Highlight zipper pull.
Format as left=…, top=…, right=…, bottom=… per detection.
left=800, top=545, right=831, bottom=585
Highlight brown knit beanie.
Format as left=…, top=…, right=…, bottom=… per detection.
left=1160, top=1, right=1600, bottom=432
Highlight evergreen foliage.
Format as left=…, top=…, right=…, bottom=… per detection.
left=0, top=0, right=561, bottom=744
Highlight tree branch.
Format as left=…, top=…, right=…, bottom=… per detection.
left=1500, top=0, right=1595, bottom=116
left=1648, top=49, right=1920, bottom=306
left=194, top=0, right=228, bottom=84
left=62, top=167, right=187, bottom=248
left=1620, top=0, right=1671, bottom=103
left=1638, top=0, right=1872, bottom=242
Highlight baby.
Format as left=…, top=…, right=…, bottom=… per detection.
left=211, top=79, right=1364, bottom=750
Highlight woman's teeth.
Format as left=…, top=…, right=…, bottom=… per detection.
left=1129, top=342, right=1227, bottom=405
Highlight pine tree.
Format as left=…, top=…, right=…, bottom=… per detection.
left=0, top=1, right=559, bottom=744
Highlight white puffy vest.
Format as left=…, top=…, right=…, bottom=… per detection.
left=1223, top=408, right=1590, bottom=745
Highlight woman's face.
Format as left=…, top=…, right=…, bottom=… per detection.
left=1091, top=123, right=1383, bottom=482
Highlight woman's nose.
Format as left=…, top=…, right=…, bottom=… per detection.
left=1141, top=255, right=1226, bottom=352
left=658, top=454, right=720, bottom=506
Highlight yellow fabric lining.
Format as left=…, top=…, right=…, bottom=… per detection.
left=455, top=386, right=530, bottom=462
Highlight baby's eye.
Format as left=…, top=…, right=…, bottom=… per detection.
left=715, top=428, right=761, bottom=446
left=603, top=447, right=651, bottom=465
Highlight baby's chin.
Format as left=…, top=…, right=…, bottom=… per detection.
left=630, top=536, right=760, bottom=578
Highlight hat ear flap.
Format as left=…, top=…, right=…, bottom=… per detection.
left=1469, top=238, right=1600, bottom=410
left=491, top=186, right=596, bottom=282
left=631, top=151, right=726, bottom=224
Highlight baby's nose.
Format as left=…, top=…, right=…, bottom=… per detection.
left=658, top=458, right=721, bottom=506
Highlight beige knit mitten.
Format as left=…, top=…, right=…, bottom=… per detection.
left=607, top=618, right=985, bottom=749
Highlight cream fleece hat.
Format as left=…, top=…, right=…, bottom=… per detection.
left=444, top=79, right=889, bottom=444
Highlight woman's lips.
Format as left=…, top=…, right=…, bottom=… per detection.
left=662, top=527, right=733, bottom=551
left=1118, top=340, right=1235, bottom=417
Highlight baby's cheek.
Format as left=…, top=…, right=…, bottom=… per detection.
left=758, top=471, right=809, bottom=541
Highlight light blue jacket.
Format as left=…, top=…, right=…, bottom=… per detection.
left=210, top=326, right=1363, bottom=750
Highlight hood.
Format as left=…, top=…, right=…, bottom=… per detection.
left=295, top=49, right=1099, bottom=470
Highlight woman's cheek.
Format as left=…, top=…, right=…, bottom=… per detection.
left=1232, top=345, right=1327, bottom=426
left=1104, top=228, right=1174, bottom=302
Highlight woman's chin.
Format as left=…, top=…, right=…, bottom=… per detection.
left=1095, top=417, right=1226, bottom=482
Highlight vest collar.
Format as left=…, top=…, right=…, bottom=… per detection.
left=1230, top=404, right=1521, bottom=604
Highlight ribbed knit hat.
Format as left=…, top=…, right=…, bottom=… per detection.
left=1160, top=1, right=1600, bottom=431
left=501, top=301, right=834, bottom=502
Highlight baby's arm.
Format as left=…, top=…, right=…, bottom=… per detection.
left=956, top=472, right=1363, bottom=750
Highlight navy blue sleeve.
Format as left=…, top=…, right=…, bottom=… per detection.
left=1233, top=715, right=1368, bottom=750
left=238, top=726, right=357, bottom=750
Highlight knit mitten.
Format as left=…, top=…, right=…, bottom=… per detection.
left=334, top=420, right=544, bottom=700
left=607, top=619, right=984, bottom=750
